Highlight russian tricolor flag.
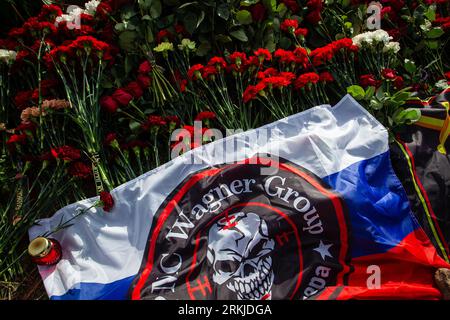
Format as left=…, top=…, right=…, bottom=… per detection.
left=29, top=95, right=449, bottom=300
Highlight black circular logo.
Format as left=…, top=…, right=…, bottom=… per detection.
left=129, top=156, right=352, bottom=300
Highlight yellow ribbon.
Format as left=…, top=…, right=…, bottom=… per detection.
left=414, top=101, right=450, bottom=155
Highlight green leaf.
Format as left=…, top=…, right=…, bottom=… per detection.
left=118, top=31, right=139, bottom=51
left=217, top=3, right=230, bottom=20
left=114, top=23, right=125, bottom=32
left=376, top=86, right=385, bottom=100
left=264, top=29, right=276, bottom=52
left=426, top=27, right=444, bottom=39
left=236, top=10, right=252, bottom=25
left=365, top=86, right=375, bottom=100
left=129, top=120, right=141, bottom=132
left=196, top=41, right=212, bottom=56
left=197, top=11, right=205, bottom=28
left=404, top=59, right=416, bottom=74
left=178, top=2, right=198, bottom=9
left=215, top=34, right=233, bottom=43
left=393, top=91, right=412, bottom=103
left=393, top=108, right=421, bottom=125
left=279, top=36, right=292, bottom=49
left=425, top=40, right=439, bottom=49
left=276, top=3, right=287, bottom=15
left=142, top=14, right=152, bottom=21
left=240, top=0, right=260, bottom=6
left=138, top=0, right=152, bottom=10
left=347, top=85, right=365, bottom=100
left=424, top=5, right=436, bottom=21
left=230, top=29, right=248, bottom=42
left=263, top=0, right=277, bottom=13
left=370, top=98, right=383, bottom=110
left=183, top=12, right=198, bottom=34
left=150, top=0, right=162, bottom=19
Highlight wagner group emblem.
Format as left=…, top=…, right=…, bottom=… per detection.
left=129, top=156, right=352, bottom=300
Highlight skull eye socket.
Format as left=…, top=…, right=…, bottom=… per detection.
left=215, top=259, right=240, bottom=274
left=249, top=238, right=268, bottom=259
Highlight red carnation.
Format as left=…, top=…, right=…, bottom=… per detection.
left=7, top=134, right=27, bottom=145
left=148, top=115, right=166, bottom=126
left=137, top=74, right=152, bottom=88
left=38, top=152, right=53, bottom=162
left=104, top=132, right=118, bottom=145
left=254, top=48, right=272, bottom=61
left=274, top=49, right=297, bottom=64
left=280, top=0, right=300, bottom=12
left=263, top=75, right=293, bottom=89
left=279, top=72, right=297, bottom=82
left=112, top=88, right=133, bottom=106
left=38, top=4, right=63, bottom=21
left=208, top=57, right=227, bottom=70
left=359, top=74, right=380, bottom=88
left=125, top=81, right=144, bottom=99
left=141, top=115, right=166, bottom=131
left=15, top=122, right=36, bottom=132
left=294, top=72, right=320, bottom=90
left=293, top=47, right=309, bottom=66
left=138, top=61, right=152, bottom=74
left=40, top=79, right=58, bottom=95
left=195, top=111, right=216, bottom=121
left=306, top=10, right=321, bottom=24
left=381, top=68, right=397, bottom=80
left=243, top=82, right=266, bottom=103
left=165, top=115, right=181, bottom=126
left=8, top=27, right=26, bottom=39
left=14, top=91, right=33, bottom=109
left=229, top=52, right=247, bottom=65
left=280, top=19, right=299, bottom=33
left=393, top=76, right=404, bottom=89
left=257, top=68, right=278, bottom=80
left=175, top=23, right=187, bottom=35
left=100, top=96, right=119, bottom=113
left=68, top=162, right=92, bottom=179
left=187, top=64, right=204, bottom=81
left=295, top=28, right=308, bottom=38
left=201, top=66, right=218, bottom=80
left=96, top=2, right=112, bottom=18
left=156, top=29, right=173, bottom=43
left=178, top=79, right=187, bottom=93
left=51, top=146, right=81, bottom=162
left=319, top=71, right=334, bottom=83
left=100, top=191, right=114, bottom=212
left=309, top=47, right=333, bottom=66
left=250, top=3, right=267, bottom=22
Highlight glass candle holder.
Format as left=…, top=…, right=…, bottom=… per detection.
left=28, top=237, right=62, bottom=266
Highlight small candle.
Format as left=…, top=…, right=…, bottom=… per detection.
left=28, top=237, right=62, bottom=266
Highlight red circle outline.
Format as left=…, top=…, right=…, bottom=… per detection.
left=131, top=156, right=349, bottom=300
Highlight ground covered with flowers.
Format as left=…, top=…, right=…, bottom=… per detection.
left=0, top=0, right=449, bottom=299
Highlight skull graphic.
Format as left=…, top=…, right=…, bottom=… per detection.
left=207, top=212, right=275, bottom=300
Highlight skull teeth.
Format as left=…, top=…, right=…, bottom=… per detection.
left=231, top=256, right=273, bottom=300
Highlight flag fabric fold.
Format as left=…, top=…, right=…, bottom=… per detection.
left=29, top=94, right=449, bottom=300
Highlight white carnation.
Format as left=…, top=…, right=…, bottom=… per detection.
left=435, top=79, right=449, bottom=91
left=372, top=29, right=392, bottom=44
left=0, top=49, right=17, bottom=64
left=383, top=41, right=401, bottom=53
left=352, top=30, right=393, bottom=48
left=84, top=0, right=101, bottom=15
left=55, top=1, right=99, bottom=26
